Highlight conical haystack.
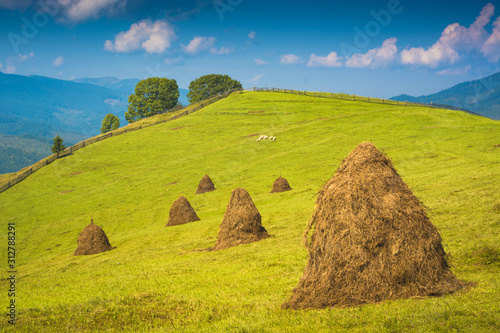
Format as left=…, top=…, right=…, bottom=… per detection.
left=166, top=196, right=200, bottom=227
left=74, top=219, right=114, bottom=256
left=213, top=188, right=269, bottom=250
left=270, top=176, right=292, bottom=193
left=283, top=142, right=463, bottom=309
left=196, top=174, right=216, bottom=194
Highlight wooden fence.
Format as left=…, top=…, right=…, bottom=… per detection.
left=0, top=89, right=241, bottom=194
left=253, top=87, right=481, bottom=115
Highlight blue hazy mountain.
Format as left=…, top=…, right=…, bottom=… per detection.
left=0, top=73, right=190, bottom=173
left=71, top=76, right=190, bottom=106
left=391, top=72, right=500, bottom=120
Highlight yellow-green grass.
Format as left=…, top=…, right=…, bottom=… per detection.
left=0, top=91, right=499, bottom=332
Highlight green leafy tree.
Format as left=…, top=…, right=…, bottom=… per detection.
left=125, top=77, right=179, bottom=123
left=100, top=113, right=120, bottom=134
left=187, top=74, right=242, bottom=104
left=51, top=135, right=66, bottom=154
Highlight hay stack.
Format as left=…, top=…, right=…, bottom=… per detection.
left=196, top=174, right=216, bottom=194
left=282, top=142, right=463, bottom=309
left=74, top=219, right=114, bottom=256
left=213, top=188, right=269, bottom=250
left=166, top=196, right=200, bottom=227
left=270, top=176, right=292, bottom=193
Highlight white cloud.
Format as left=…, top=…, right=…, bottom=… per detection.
left=181, top=36, right=216, bottom=54
left=63, top=0, right=126, bottom=23
left=482, top=16, right=500, bottom=62
left=247, top=74, right=264, bottom=84
left=0, top=0, right=126, bottom=23
left=307, top=51, right=342, bottom=68
left=280, top=54, right=302, bottom=65
left=401, top=3, right=495, bottom=67
left=2, top=65, right=16, bottom=74
left=105, top=20, right=176, bottom=53
left=248, top=31, right=256, bottom=40
left=18, top=52, right=35, bottom=62
left=164, top=57, right=184, bottom=65
left=0, top=0, right=31, bottom=10
left=254, top=58, right=269, bottom=65
left=210, top=46, right=234, bottom=55
left=437, top=65, right=471, bottom=76
left=52, top=56, right=64, bottom=67
left=346, top=38, right=398, bottom=68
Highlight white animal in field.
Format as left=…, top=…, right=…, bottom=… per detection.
left=263, top=135, right=268, bottom=140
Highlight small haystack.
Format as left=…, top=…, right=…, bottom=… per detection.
left=196, top=174, right=216, bottom=194
left=282, top=142, right=463, bottom=309
left=213, top=188, right=269, bottom=250
left=270, top=176, right=292, bottom=193
left=74, top=219, right=114, bottom=256
left=166, top=196, right=200, bottom=227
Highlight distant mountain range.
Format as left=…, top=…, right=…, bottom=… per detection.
left=391, top=72, right=500, bottom=120
left=0, top=73, right=189, bottom=174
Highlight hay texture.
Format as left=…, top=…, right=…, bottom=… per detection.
left=213, top=188, right=269, bottom=250
left=196, top=174, right=216, bottom=194
left=74, top=219, right=114, bottom=256
left=270, top=176, right=292, bottom=193
left=282, top=142, right=463, bottom=309
left=166, top=196, right=200, bottom=227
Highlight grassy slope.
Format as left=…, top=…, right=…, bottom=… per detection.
left=0, top=91, right=499, bottom=332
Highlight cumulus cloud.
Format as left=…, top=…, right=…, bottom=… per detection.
left=0, top=0, right=31, bottom=10
left=1, top=65, right=16, bottom=74
left=61, top=0, right=127, bottom=23
left=401, top=3, right=495, bottom=67
left=248, top=31, right=256, bottom=40
left=482, top=16, right=500, bottom=62
left=181, top=36, right=216, bottom=54
left=254, top=58, right=269, bottom=65
left=104, top=20, right=176, bottom=53
left=52, top=56, right=64, bottom=67
left=18, top=52, right=35, bottom=62
left=307, top=51, right=342, bottom=68
left=280, top=54, right=302, bottom=65
left=346, top=38, right=398, bottom=68
left=210, top=46, right=234, bottom=55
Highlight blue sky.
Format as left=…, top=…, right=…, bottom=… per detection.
left=0, top=0, right=499, bottom=98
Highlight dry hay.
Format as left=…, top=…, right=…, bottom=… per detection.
left=213, top=188, right=270, bottom=250
left=270, top=176, right=292, bottom=193
left=282, top=142, right=463, bottom=309
left=196, top=174, right=216, bottom=194
left=166, top=196, right=200, bottom=227
left=74, top=219, right=114, bottom=256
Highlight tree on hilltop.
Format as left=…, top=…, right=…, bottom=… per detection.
left=187, top=74, right=242, bottom=104
left=125, top=77, right=179, bottom=123
left=51, top=135, right=66, bottom=154
left=101, top=113, right=120, bottom=134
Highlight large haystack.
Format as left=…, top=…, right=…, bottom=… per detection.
left=270, top=176, right=292, bottom=193
left=74, top=219, right=114, bottom=256
left=196, top=174, right=216, bottom=194
left=283, top=142, right=463, bottom=309
left=213, top=188, right=269, bottom=250
left=166, top=196, right=200, bottom=227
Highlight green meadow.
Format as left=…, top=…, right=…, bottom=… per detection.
left=0, top=91, right=499, bottom=332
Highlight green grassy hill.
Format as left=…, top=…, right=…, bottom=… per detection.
left=1, top=91, right=499, bottom=332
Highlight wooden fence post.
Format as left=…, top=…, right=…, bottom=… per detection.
left=353, top=95, right=356, bottom=101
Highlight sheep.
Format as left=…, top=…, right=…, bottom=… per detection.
left=263, top=135, right=268, bottom=140
left=256, top=138, right=261, bottom=142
